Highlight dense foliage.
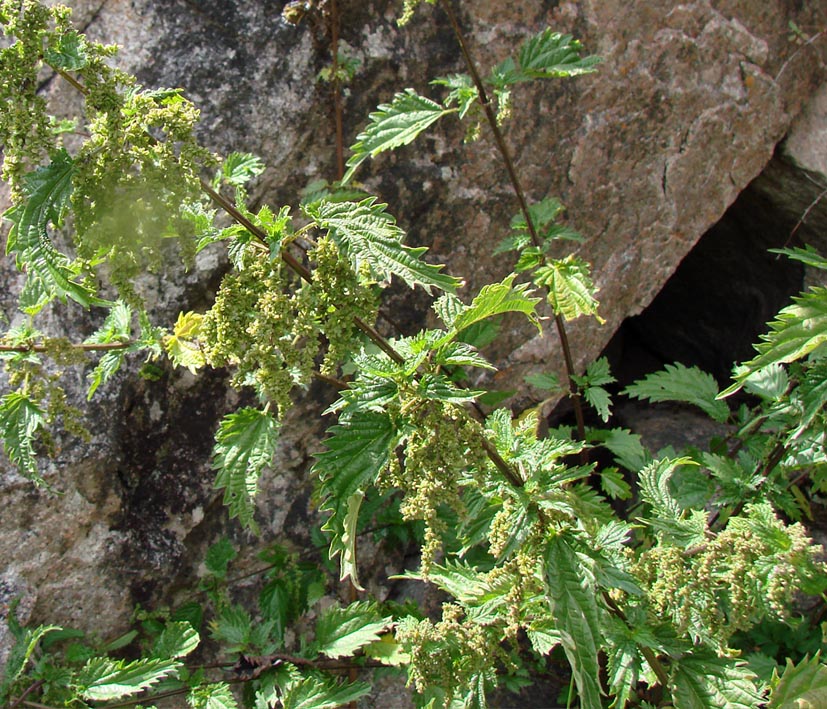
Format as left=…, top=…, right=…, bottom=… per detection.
left=2, top=1, right=827, bottom=707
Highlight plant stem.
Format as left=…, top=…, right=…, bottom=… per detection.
left=330, top=0, right=345, bottom=180
left=9, top=680, right=44, bottom=709
left=602, top=592, right=671, bottom=688
left=437, top=0, right=586, bottom=444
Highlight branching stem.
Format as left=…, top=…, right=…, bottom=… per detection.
left=436, top=0, right=586, bottom=445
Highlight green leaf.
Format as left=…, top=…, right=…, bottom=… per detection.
left=741, top=363, right=789, bottom=401
left=363, top=633, right=410, bottom=666
left=434, top=341, right=495, bottom=371
left=624, top=363, right=729, bottom=422
left=0, top=392, right=47, bottom=480
left=151, top=621, right=199, bottom=660
left=722, top=287, right=827, bottom=396
left=205, top=537, right=237, bottom=579
left=638, top=457, right=696, bottom=521
left=600, top=468, right=632, bottom=500
left=526, top=620, right=562, bottom=656
left=311, top=602, right=391, bottom=659
left=671, top=651, right=762, bottom=709
left=280, top=675, right=371, bottom=709
left=584, top=386, right=612, bottom=422
left=544, top=534, right=604, bottom=709
left=314, top=411, right=397, bottom=589
left=305, top=198, right=460, bottom=293
left=165, top=311, right=206, bottom=374
left=417, top=373, right=483, bottom=403
left=770, top=244, right=827, bottom=271
left=0, top=622, right=61, bottom=704
left=4, top=150, right=104, bottom=308
left=534, top=255, right=604, bottom=323
left=449, top=274, right=541, bottom=336
left=343, top=89, right=452, bottom=183
left=210, top=604, right=253, bottom=653
left=589, top=427, right=649, bottom=472
left=217, top=152, right=265, bottom=187
left=77, top=657, right=181, bottom=701
left=44, top=29, right=88, bottom=70
left=85, top=301, right=132, bottom=399
left=518, top=29, right=601, bottom=79
left=399, top=559, right=492, bottom=603
left=768, top=653, right=827, bottom=708
left=432, top=74, right=478, bottom=119
left=525, top=371, right=561, bottom=391
left=188, top=682, right=239, bottom=709
left=606, top=635, right=640, bottom=709
left=211, top=407, right=280, bottom=533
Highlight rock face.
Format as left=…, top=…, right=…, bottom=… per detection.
left=1, top=0, right=826, bottom=672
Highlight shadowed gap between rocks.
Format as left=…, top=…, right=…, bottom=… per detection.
left=547, top=147, right=827, bottom=451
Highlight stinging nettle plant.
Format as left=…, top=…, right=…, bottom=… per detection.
left=2, top=1, right=827, bottom=707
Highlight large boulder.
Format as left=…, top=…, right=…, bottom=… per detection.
left=1, top=0, right=825, bottom=666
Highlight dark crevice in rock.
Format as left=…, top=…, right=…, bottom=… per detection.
left=605, top=150, right=810, bottom=389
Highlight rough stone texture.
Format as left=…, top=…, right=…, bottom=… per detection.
left=1, top=0, right=827, bottom=682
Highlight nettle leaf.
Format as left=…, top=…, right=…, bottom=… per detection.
left=151, top=621, right=199, bottom=660
left=77, top=656, right=181, bottom=701
left=216, top=151, right=265, bottom=187
left=305, top=198, right=460, bottom=293
left=434, top=275, right=541, bottom=348
left=417, top=373, right=483, bottom=403
left=314, top=411, right=397, bottom=589
left=434, top=341, right=495, bottom=371
left=545, top=534, right=604, bottom=709
left=311, top=602, right=392, bottom=659
left=526, top=620, right=562, bottom=656
left=518, top=29, right=601, bottom=79
left=624, top=363, right=729, bottom=422
left=44, top=29, right=88, bottom=70
left=525, top=371, right=561, bottom=391
left=768, top=653, right=827, bottom=708
left=399, top=559, right=492, bottom=603
left=210, top=604, right=253, bottom=653
left=343, top=88, right=452, bottom=183
left=534, top=255, right=604, bottom=323
left=188, top=682, right=238, bottom=709
left=0, top=622, right=61, bottom=704
left=452, top=274, right=541, bottom=334
left=0, top=392, right=47, bottom=480
left=770, top=244, right=827, bottom=271
left=606, top=634, right=640, bottom=709
left=432, top=73, right=478, bottom=119
left=211, top=407, right=280, bottom=534
left=363, top=633, right=410, bottom=666
left=5, top=150, right=103, bottom=308
left=165, top=311, right=205, bottom=374
left=671, top=651, right=762, bottom=709
left=85, top=301, right=132, bottom=399
left=585, top=386, right=612, bottom=422
left=722, top=287, right=827, bottom=396
left=589, top=427, right=649, bottom=472
left=741, top=363, right=789, bottom=401
left=600, top=468, right=632, bottom=500
left=280, top=675, right=371, bottom=709
left=638, top=457, right=696, bottom=520
left=205, top=537, right=237, bottom=579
